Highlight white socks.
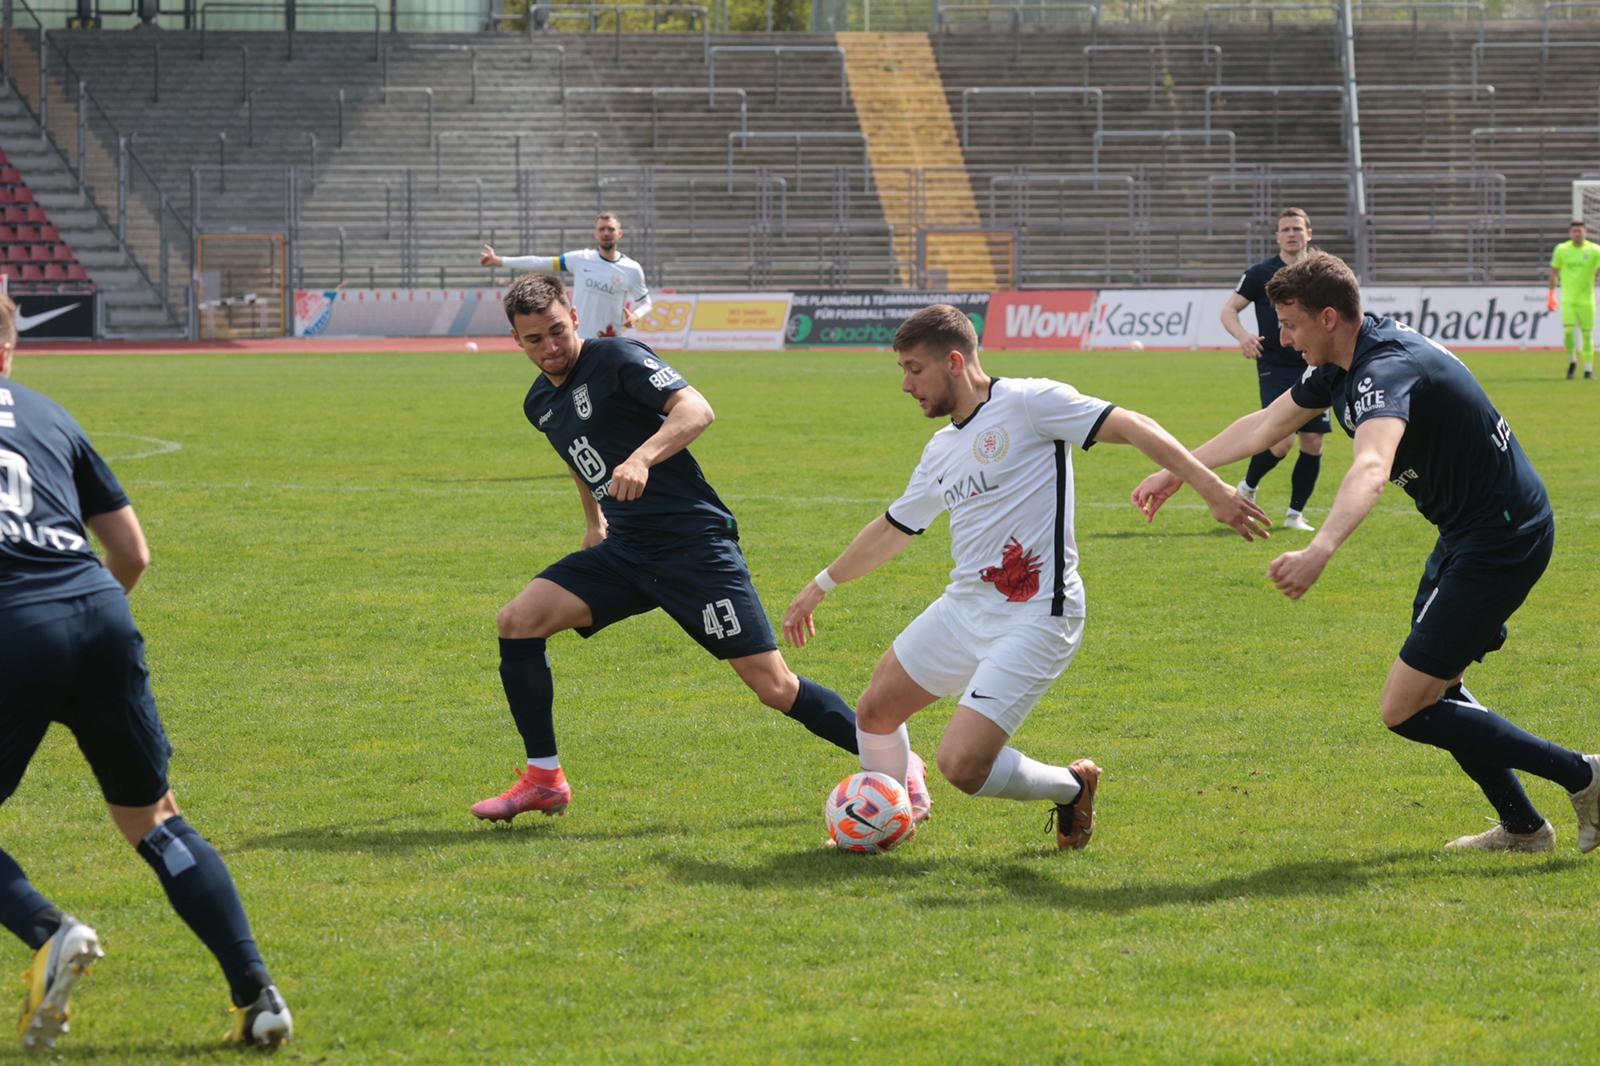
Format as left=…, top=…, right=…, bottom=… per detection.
left=527, top=756, right=561, bottom=771
left=856, top=724, right=911, bottom=787
left=975, top=746, right=1082, bottom=804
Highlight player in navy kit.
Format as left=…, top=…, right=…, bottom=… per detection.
left=0, top=294, right=290, bottom=1048
left=470, top=274, right=928, bottom=822
left=1134, top=252, right=1600, bottom=853
left=1220, top=208, right=1328, bottom=531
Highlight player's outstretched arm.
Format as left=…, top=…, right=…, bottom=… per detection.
left=1097, top=408, right=1270, bottom=540
left=1268, top=416, right=1401, bottom=599
left=782, top=516, right=914, bottom=647
left=86, top=506, right=150, bottom=592
left=610, top=387, right=714, bottom=502
left=1131, top=390, right=1318, bottom=522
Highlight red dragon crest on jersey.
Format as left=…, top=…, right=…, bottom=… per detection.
left=979, top=537, right=1042, bottom=602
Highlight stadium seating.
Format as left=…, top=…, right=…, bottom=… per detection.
left=0, top=157, right=93, bottom=295
left=8, top=10, right=1599, bottom=302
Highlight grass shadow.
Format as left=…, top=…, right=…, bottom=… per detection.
left=237, top=815, right=662, bottom=853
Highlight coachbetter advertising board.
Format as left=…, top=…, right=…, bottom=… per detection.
left=787, top=292, right=990, bottom=348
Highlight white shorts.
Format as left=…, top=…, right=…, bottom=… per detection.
left=891, top=596, right=1083, bottom=736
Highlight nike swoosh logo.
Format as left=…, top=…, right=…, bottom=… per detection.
left=841, top=801, right=877, bottom=828
left=16, top=304, right=82, bottom=333
left=969, top=690, right=995, bottom=700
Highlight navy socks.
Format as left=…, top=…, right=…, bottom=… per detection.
left=1289, top=452, right=1322, bottom=513
left=1244, top=450, right=1282, bottom=489
left=137, top=817, right=269, bottom=1008
left=787, top=677, right=860, bottom=754
left=1390, top=696, right=1592, bottom=829
left=0, top=848, right=57, bottom=952
left=499, top=636, right=557, bottom=760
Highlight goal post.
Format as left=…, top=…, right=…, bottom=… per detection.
left=196, top=234, right=287, bottom=340
left=1572, top=180, right=1600, bottom=226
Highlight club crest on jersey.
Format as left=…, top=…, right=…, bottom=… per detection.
left=1357, top=376, right=1374, bottom=393
left=972, top=426, right=1010, bottom=464
left=573, top=384, right=593, bottom=420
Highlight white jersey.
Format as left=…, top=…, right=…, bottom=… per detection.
left=501, top=247, right=652, bottom=340
left=886, top=377, right=1114, bottom=617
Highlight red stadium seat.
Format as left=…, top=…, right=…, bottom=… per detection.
left=18, top=264, right=45, bottom=281
left=0, top=225, right=13, bottom=242
left=15, top=224, right=39, bottom=242
left=42, top=263, right=68, bottom=281
left=27, top=245, right=51, bottom=263
left=0, top=166, right=19, bottom=185
left=0, top=149, right=8, bottom=165
left=51, top=244, right=73, bottom=262
left=39, top=224, right=59, bottom=243
left=1, top=246, right=26, bottom=264
left=65, top=263, right=89, bottom=282
left=0, top=187, right=14, bottom=205
left=24, top=206, right=46, bottom=223
left=2, top=206, right=24, bottom=223
left=12, top=187, right=34, bottom=205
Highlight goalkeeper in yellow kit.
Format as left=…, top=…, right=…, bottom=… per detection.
left=1550, top=220, right=1600, bottom=379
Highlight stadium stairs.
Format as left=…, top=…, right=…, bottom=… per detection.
left=0, top=69, right=173, bottom=337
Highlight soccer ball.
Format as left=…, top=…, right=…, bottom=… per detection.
left=825, top=771, right=916, bottom=853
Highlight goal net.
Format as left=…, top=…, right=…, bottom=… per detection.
left=196, top=234, right=287, bottom=340
left=1572, top=180, right=1600, bottom=227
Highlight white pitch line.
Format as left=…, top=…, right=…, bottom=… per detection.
left=115, top=476, right=1507, bottom=520
left=95, top=432, right=183, bottom=461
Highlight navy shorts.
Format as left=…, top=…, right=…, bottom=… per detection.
left=538, top=535, right=778, bottom=660
left=1258, top=361, right=1333, bottom=434
left=1399, top=521, right=1554, bottom=680
left=0, top=589, right=172, bottom=808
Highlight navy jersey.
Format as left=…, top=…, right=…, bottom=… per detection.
left=1236, top=255, right=1306, bottom=368
left=0, top=379, right=128, bottom=609
left=1291, top=314, right=1551, bottom=542
left=523, top=337, right=737, bottom=553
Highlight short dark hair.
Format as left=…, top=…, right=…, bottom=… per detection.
left=1277, top=207, right=1311, bottom=226
left=504, top=273, right=570, bottom=325
left=1265, top=251, right=1362, bottom=322
left=0, top=292, right=15, bottom=347
left=893, top=304, right=978, bottom=359
left=1574, top=220, right=1587, bottom=227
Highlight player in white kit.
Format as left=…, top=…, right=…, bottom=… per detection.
left=480, top=213, right=652, bottom=339
left=783, top=305, right=1269, bottom=849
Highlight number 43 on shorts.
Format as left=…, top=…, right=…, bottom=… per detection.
left=701, top=598, right=743, bottom=640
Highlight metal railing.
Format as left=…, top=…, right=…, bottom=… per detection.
left=561, top=86, right=747, bottom=144
left=384, top=43, right=478, bottom=104
left=541, top=4, right=710, bottom=62
left=1470, top=40, right=1600, bottom=91
left=380, top=86, right=436, bottom=146
left=960, top=87, right=1104, bottom=149
left=198, top=2, right=381, bottom=61
left=1090, top=129, right=1238, bottom=177
left=725, top=132, right=870, bottom=192
left=1082, top=45, right=1223, bottom=107
left=707, top=45, right=847, bottom=107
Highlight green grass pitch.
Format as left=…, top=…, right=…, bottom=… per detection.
left=3, top=347, right=1597, bottom=1063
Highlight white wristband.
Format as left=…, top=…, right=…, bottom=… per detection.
left=813, top=568, right=838, bottom=593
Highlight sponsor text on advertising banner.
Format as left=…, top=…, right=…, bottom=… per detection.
left=785, top=291, right=991, bottom=348
left=684, top=293, right=793, bottom=350
left=983, top=291, right=1097, bottom=350
left=628, top=295, right=697, bottom=350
